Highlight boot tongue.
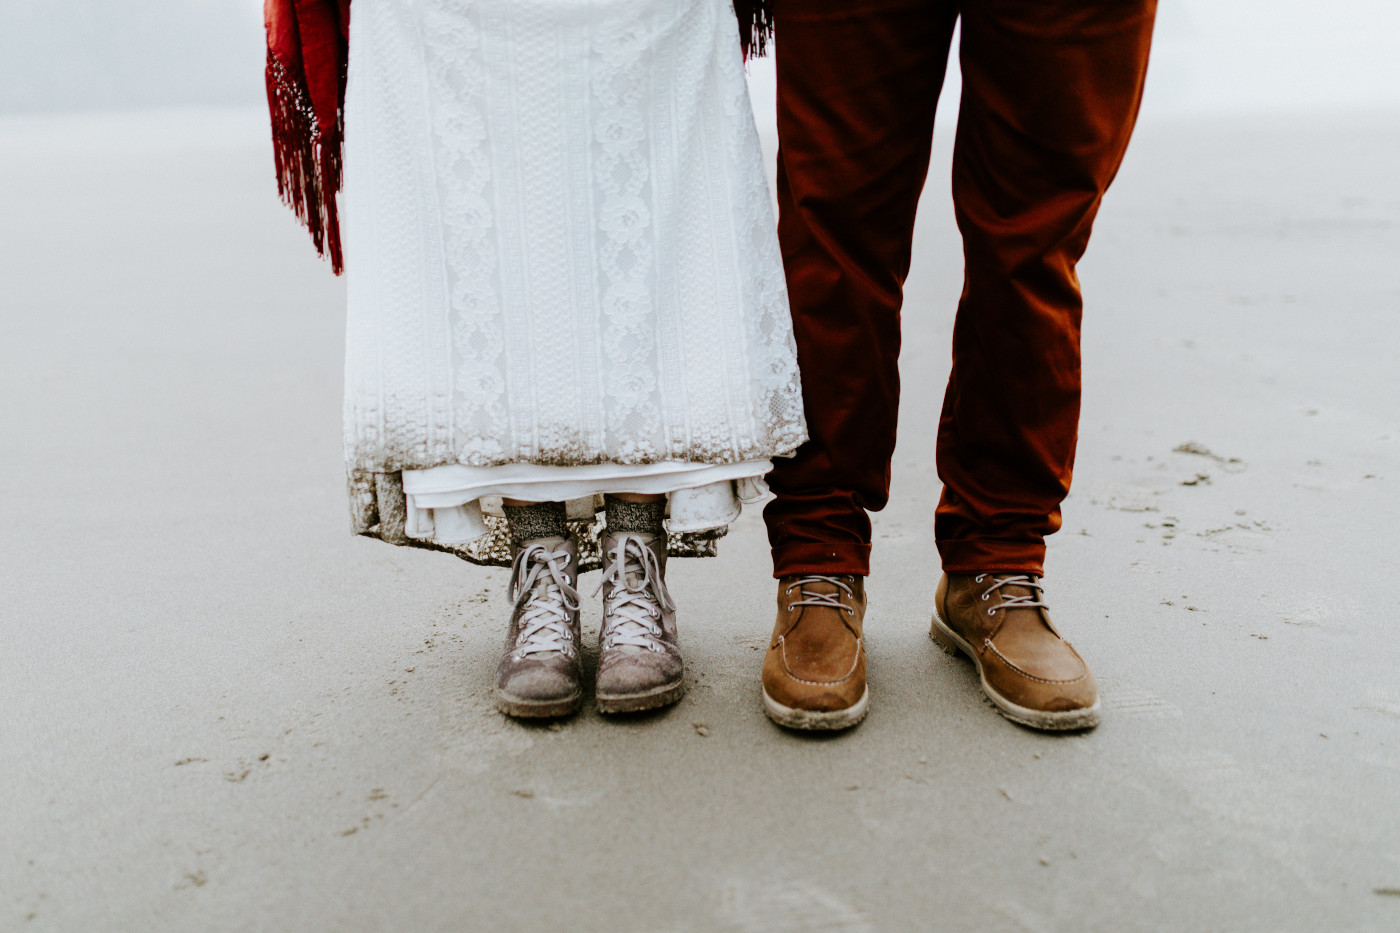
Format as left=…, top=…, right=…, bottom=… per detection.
left=802, top=577, right=860, bottom=609
left=990, top=576, right=1055, bottom=635
left=616, top=534, right=658, bottom=589
left=996, top=579, right=1037, bottom=601
left=987, top=577, right=1078, bottom=675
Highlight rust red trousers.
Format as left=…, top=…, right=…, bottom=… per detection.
left=764, top=0, right=1157, bottom=578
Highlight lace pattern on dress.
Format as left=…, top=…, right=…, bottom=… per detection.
left=424, top=3, right=511, bottom=466
left=343, top=0, right=458, bottom=473
left=342, top=0, right=809, bottom=559
left=593, top=16, right=662, bottom=462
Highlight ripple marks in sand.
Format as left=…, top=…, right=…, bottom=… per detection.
left=719, top=877, right=872, bottom=933
left=1098, top=679, right=1184, bottom=719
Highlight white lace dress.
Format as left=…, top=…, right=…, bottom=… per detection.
left=340, top=0, right=806, bottom=567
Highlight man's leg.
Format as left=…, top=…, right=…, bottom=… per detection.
left=761, top=0, right=957, bottom=730
left=930, top=0, right=1156, bottom=731
left=764, top=0, right=959, bottom=578
left=936, top=0, right=1157, bottom=572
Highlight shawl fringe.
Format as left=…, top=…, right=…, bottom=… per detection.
left=265, top=51, right=345, bottom=274
left=264, top=0, right=769, bottom=274
left=735, top=0, right=774, bottom=60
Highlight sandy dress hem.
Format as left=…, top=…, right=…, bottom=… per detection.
left=347, top=460, right=776, bottom=571
left=404, top=459, right=771, bottom=543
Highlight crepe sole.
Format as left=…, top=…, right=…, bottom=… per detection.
left=762, top=686, right=869, bottom=731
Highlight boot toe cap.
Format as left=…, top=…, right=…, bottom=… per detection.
left=597, top=647, right=684, bottom=696
left=498, top=659, right=580, bottom=703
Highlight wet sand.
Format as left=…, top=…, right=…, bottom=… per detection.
left=2, top=106, right=1398, bottom=931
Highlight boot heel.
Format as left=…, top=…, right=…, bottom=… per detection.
left=929, top=614, right=963, bottom=658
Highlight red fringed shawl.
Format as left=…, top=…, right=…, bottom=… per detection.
left=265, top=0, right=771, bottom=275
left=264, top=0, right=350, bottom=273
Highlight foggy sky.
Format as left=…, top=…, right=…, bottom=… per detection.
left=0, top=0, right=1397, bottom=117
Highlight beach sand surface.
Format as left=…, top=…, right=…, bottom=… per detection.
left=1, top=105, right=1398, bottom=931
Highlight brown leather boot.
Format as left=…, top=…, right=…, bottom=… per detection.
left=932, top=573, right=1099, bottom=731
left=761, top=575, right=868, bottom=731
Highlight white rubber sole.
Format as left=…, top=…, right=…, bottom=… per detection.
left=929, top=609, right=1100, bottom=732
left=762, top=686, right=869, bottom=731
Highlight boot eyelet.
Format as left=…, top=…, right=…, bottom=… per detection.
left=987, top=608, right=996, bottom=616
left=974, top=574, right=986, bottom=583
left=786, top=604, right=795, bottom=611
left=981, top=593, right=989, bottom=601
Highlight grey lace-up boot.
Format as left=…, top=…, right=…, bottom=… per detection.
left=594, top=532, right=685, bottom=714
left=495, top=536, right=583, bottom=718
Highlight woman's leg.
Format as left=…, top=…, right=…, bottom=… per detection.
left=602, top=492, right=666, bottom=533
left=501, top=499, right=567, bottom=543
left=495, top=499, right=582, bottom=719
left=606, top=493, right=664, bottom=505
left=596, top=492, right=685, bottom=713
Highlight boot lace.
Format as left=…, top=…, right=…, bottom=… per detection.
left=976, top=573, right=1048, bottom=616
left=595, top=535, right=676, bottom=653
left=508, top=542, right=580, bottom=657
left=784, top=575, right=855, bottom=615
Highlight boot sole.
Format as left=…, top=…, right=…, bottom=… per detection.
left=496, top=690, right=582, bottom=719
left=596, top=680, right=687, bottom=715
left=762, top=687, right=869, bottom=731
left=929, top=610, right=1100, bottom=732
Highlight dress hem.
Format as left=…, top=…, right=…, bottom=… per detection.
left=348, top=469, right=762, bottom=571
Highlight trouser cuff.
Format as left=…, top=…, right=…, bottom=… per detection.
left=936, top=537, right=1046, bottom=576
left=771, top=541, right=871, bottom=579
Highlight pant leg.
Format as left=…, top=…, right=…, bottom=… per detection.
left=765, top=0, right=959, bottom=578
left=935, top=0, right=1157, bottom=574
